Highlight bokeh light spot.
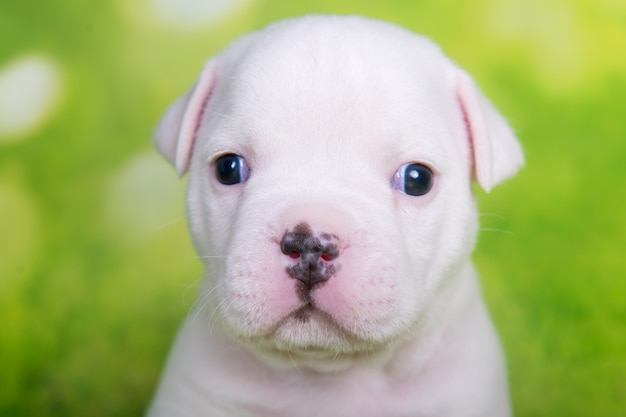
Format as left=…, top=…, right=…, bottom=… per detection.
left=119, top=0, right=250, bottom=31
left=104, top=152, right=186, bottom=245
left=154, top=0, right=248, bottom=28
left=0, top=54, right=63, bottom=142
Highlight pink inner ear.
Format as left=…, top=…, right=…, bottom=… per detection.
left=175, top=62, right=218, bottom=176
left=456, top=70, right=495, bottom=192
left=456, top=69, right=524, bottom=192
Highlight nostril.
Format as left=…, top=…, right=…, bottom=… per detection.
left=280, top=223, right=340, bottom=262
left=280, top=233, right=302, bottom=258
left=321, top=245, right=340, bottom=261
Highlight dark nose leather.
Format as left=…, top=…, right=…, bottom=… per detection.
left=280, top=223, right=340, bottom=290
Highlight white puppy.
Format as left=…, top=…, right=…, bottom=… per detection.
left=148, top=15, right=523, bottom=417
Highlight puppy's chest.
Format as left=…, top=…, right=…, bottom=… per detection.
left=219, top=371, right=431, bottom=417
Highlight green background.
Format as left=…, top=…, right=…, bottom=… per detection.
left=1, top=0, right=624, bottom=415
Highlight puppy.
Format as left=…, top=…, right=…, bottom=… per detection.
left=148, top=15, right=524, bottom=417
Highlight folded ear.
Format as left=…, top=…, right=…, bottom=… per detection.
left=456, top=69, right=524, bottom=192
left=154, top=60, right=218, bottom=177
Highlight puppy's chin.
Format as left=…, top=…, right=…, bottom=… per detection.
left=231, top=307, right=396, bottom=372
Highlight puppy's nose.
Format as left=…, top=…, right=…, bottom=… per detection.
left=280, top=222, right=340, bottom=290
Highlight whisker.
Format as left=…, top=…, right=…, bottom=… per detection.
left=208, top=297, right=235, bottom=336
left=182, top=278, right=203, bottom=306
left=189, top=282, right=223, bottom=321
left=479, top=212, right=506, bottom=220
left=480, top=227, right=517, bottom=237
left=208, top=296, right=230, bottom=327
left=157, top=216, right=186, bottom=230
left=188, top=294, right=210, bottom=321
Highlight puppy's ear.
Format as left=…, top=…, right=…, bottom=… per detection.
left=154, top=61, right=218, bottom=177
left=456, top=69, right=524, bottom=192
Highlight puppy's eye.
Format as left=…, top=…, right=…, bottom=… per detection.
left=214, top=154, right=250, bottom=185
left=391, top=163, right=434, bottom=196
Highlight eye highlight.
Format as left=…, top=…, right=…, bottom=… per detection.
left=391, top=163, right=434, bottom=196
left=214, top=154, right=250, bottom=185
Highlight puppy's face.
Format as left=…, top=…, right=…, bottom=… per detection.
left=156, top=17, right=523, bottom=370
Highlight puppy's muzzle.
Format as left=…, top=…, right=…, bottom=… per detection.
left=280, top=222, right=340, bottom=290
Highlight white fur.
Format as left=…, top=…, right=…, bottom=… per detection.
left=148, top=15, right=523, bottom=417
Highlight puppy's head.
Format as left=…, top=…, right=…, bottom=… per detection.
left=155, top=16, right=523, bottom=370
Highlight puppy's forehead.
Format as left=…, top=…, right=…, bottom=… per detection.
left=208, top=17, right=463, bottom=164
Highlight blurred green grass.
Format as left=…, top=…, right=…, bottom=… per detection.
left=1, top=0, right=624, bottom=416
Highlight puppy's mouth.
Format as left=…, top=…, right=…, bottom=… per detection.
left=276, top=299, right=335, bottom=331
left=290, top=302, right=328, bottom=325
left=278, top=281, right=341, bottom=333
left=266, top=302, right=375, bottom=354
left=237, top=303, right=394, bottom=370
